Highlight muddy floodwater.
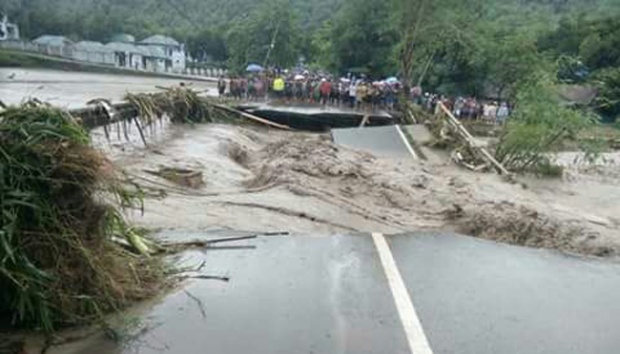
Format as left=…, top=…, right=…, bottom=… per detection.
left=0, top=68, right=217, bottom=108
left=88, top=120, right=620, bottom=257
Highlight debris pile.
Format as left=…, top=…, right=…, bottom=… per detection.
left=125, top=87, right=214, bottom=125
left=0, top=104, right=164, bottom=331
left=451, top=203, right=612, bottom=257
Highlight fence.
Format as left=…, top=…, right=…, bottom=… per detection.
left=1, top=40, right=226, bottom=78
left=0, top=40, right=74, bottom=58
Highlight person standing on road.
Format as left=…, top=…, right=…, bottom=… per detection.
left=356, top=81, right=368, bottom=111
left=217, top=75, right=227, bottom=99
left=348, top=81, right=357, bottom=108
left=319, top=78, right=332, bottom=106
left=496, top=102, right=510, bottom=125
left=272, top=76, right=285, bottom=101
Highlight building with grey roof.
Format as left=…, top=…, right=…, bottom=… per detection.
left=138, top=34, right=186, bottom=73
left=32, top=35, right=74, bottom=57
left=73, top=41, right=115, bottom=65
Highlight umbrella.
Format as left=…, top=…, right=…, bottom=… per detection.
left=386, top=77, right=399, bottom=84
left=246, top=64, right=264, bottom=72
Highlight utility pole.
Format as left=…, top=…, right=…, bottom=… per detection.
left=263, top=18, right=281, bottom=68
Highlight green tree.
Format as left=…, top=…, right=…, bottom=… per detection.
left=306, top=20, right=335, bottom=70
left=187, top=29, right=228, bottom=62
left=225, top=0, right=301, bottom=71
left=330, top=0, right=398, bottom=77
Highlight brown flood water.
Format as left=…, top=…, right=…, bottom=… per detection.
left=0, top=68, right=217, bottom=108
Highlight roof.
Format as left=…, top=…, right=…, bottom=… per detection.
left=137, top=45, right=167, bottom=58
left=75, top=41, right=114, bottom=52
left=140, top=35, right=180, bottom=46
left=110, top=33, right=135, bottom=43
left=33, top=35, right=73, bottom=47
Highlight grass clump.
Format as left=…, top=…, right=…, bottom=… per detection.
left=125, top=87, right=213, bottom=126
left=0, top=104, right=164, bottom=332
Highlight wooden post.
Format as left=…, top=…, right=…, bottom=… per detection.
left=439, top=103, right=510, bottom=175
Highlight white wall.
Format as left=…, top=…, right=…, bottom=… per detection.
left=72, top=50, right=114, bottom=65
left=129, top=52, right=143, bottom=70
left=171, top=48, right=186, bottom=73
left=144, top=58, right=166, bottom=72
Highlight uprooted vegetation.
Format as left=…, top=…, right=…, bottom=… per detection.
left=125, top=87, right=213, bottom=125
left=0, top=104, right=166, bottom=332
left=124, top=87, right=243, bottom=128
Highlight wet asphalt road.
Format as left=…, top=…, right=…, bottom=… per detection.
left=390, top=233, right=620, bottom=354
left=58, top=232, right=620, bottom=354
left=331, top=125, right=414, bottom=159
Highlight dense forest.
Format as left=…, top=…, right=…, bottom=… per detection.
left=1, top=0, right=620, bottom=119
left=0, top=0, right=342, bottom=39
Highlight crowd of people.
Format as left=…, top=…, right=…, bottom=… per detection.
left=217, top=72, right=512, bottom=124
left=414, top=93, right=511, bottom=125
left=218, top=73, right=402, bottom=111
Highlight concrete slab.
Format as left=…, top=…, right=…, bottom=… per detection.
left=388, top=233, right=620, bottom=354
left=244, top=103, right=393, bottom=119
left=331, top=125, right=413, bottom=159
left=237, top=103, right=394, bottom=131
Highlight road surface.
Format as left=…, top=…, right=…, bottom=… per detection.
left=54, top=232, right=620, bottom=354
left=332, top=125, right=418, bottom=159
left=0, top=68, right=217, bottom=109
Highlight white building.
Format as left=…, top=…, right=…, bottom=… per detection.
left=73, top=41, right=115, bottom=65
left=138, top=46, right=167, bottom=72
left=105, top=42, right=143, bottom=70
left=138, top=35, right=186, bottom=73
left=0, top=15, right=19, bottom=41
left=32, top=35, right=73, bottom=57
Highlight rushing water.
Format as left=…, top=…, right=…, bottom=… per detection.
left=0, top=68, right=217, bottom=109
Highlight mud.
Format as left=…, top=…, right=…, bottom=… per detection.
left=112, top=123, right=620, bottom=258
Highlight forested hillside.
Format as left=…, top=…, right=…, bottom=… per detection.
left=0, top=0, right=342, bottom=40
left=3, top=0, right=616, bottom=42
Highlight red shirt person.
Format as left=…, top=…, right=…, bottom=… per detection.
left=319, top=79, right=332, bottom=104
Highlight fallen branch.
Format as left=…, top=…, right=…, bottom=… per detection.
left=212, top=103, right=291, bottom=130
left=189, top=275, right=230, bottom=282
left=204, top=235, right=259, bottom=244
left=183, top=290, right=207, bottom=319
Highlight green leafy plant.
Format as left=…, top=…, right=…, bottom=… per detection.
left=495, top=74, right=599, bottom=174
left=0, top=105, right=163, bottom=331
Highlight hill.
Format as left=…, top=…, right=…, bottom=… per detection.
left=1, top=0, right=343, bottom=41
